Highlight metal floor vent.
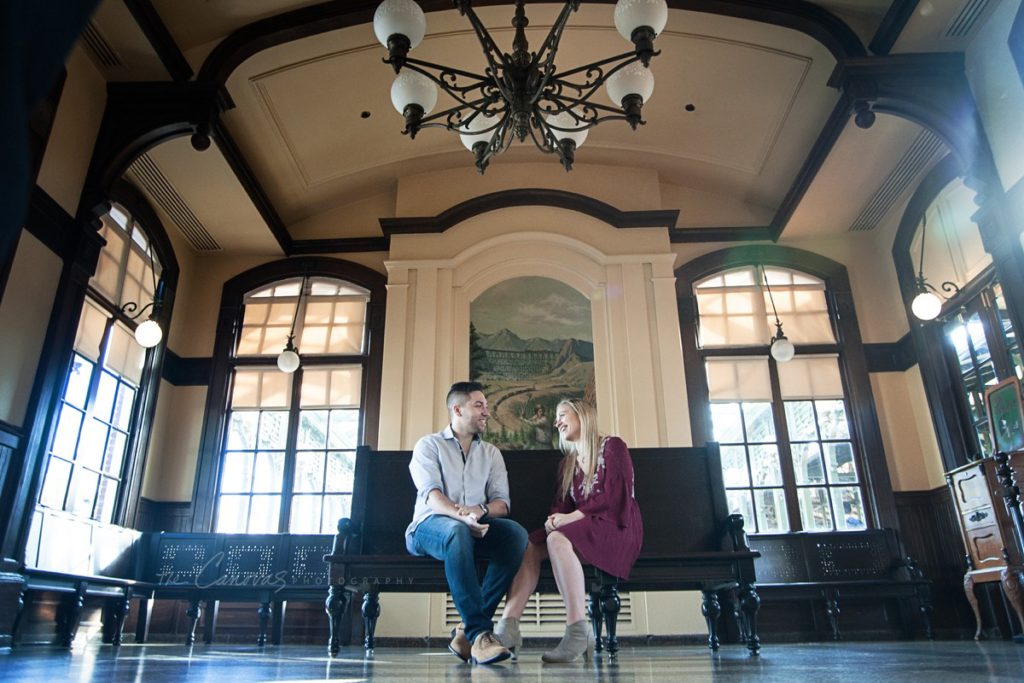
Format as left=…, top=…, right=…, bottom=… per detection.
left=128, top=154, right=222, bottom=252
left=848, top=129, right=944, bottom=232
left=444, top=592, right=633, bottom=633
left=944, top=0, right=992, bottom=39
left=81, top=21, right=122, bottom=69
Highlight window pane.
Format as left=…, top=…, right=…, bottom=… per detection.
left=294, top=452, right=325, bottom=492
left=754, top=489, right=788, bottom=532
left=257, top=411, right=288, bottom=449
left=248, top=495, right=281, bottom=533
left=289, top=495, right=322, bottom=534
left=215, top=495, right=249, bottom=533
left=52, top=406, right=83, bottom=459
left=221, top=452, right=254, bottom=493
left=328, top=410, right=360, bottom=449
left=39, top=457, right=72, bottom=509
left=824, top=442, right=858, bottom=484
left=832, top=487, right=867, bottom=530
left=816, top=400, right=850, bottom=439
left=68, top=467, right=99, bottom=517
left=77, top=419, right=108, bottom=470
left=742, top=403, right=775, bottom=442
left=798, top=487, right=834, bottom=531
left=112, top=384, right=135, bottom=431
left=784, top=401, right=818, bottom=441
left=65, top=356, right=93, bottom=409
left=325, top=451, right=356, bottom=492
left=298, top=410, right=329, bottom=449
left=791, top=442, right=825, bottom=485
left=253, top=452, right=285, bottom=493
left=94, top=372, right=118, bottom=422
left=321, top=495, right=352, bottom=533
left=226, top=412, right=259, bottom=450
left=720, top=446, right=750, bottom=487
left=103, top=430, right=127, bottom=475
left=749, top=445, right=782, bottom=486
left=725, top=490, right=755, bottom=533
left=95, top=476, right=119, bottom=523
left=710, top=403, right=744, bottom=443
left=967, top=313, right=991, bottom=366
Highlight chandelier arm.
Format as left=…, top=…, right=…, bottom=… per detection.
left=415, top=99, right=504, bottom=129
left=532, top=1, right=581, bottom=90
left=458, top=1, right=512, bottom=76
left=400, top=59, right=495, bottom=98
left=550, top=51, right=641, bottom=82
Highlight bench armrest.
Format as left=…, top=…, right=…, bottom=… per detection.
left=324, top=517, right=358, bottom=561
left=723, top=513, right=751, bottom=552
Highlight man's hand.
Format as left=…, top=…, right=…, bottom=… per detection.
left=454, top=503, right=475, bottom=517
left=461, top=514, right=489, bottom=538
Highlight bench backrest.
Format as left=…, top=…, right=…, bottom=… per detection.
left=751, top=528, right=906, bottom=583
left=350, top=443, right=731, bottom=557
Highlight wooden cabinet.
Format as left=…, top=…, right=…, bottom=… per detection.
left=947, top=457, right=1024, bottom=638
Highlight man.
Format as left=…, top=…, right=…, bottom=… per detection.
left=405, top=381, right=528, bottom=665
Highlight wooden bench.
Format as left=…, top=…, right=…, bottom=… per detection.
left=141, top=532, right=334, bottom=646
left=746, top=529, right=932, bottom=641
left=324, top=444, right=762, bottom=657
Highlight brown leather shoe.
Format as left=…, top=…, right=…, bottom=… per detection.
left=448, top=623, right=471, bottom=662
left=471, top=631, right=511, bottom=665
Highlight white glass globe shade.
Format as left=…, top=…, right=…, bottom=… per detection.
left=460, top=114, right=497, bottom=151
left=545, top=111, right=589, bottom=148
left=606, top=62, right=655, bottom=106
left=134, top=318, right=163, bottom=348
left=770, top=337, right=795, bottom=363
left=614, top=0, right=669, bottom=40
left=911, top=291, right=942, bottom=321
left=373, top=0, right=426, bottom=49
left=390, top=70, right=437, bottom=115
left=277, top=349, right=301, bottom=373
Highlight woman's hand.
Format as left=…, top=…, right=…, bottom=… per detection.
left=544, top=512, right=577, bottom=533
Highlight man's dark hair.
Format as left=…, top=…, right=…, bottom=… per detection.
left=447, top=381, right=485, bottom=412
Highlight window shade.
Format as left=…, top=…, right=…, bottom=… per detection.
left=706, top=357, right=772, bottom=401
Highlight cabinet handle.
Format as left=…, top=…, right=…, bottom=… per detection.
left=968, top=510, right=989, bottom=523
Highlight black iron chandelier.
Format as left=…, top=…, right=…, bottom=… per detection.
left=373, top=0, right=668, bottom=172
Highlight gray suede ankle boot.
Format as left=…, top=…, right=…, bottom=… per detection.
left=494, top=616, right=522, bottom=659
left=541, top=619, right=594, bottom=663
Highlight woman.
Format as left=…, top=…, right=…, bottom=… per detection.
left=495, top=399, right=643, bottom=662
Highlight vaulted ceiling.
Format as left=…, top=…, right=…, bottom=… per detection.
left=80, top=1, right=991, bottom=255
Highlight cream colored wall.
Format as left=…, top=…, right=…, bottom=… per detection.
left=871, top=368, right=946, bottom=492
left=0, top=232, right=62, bottom=426
left=35, top=44, right=106, bottom=215
left=378, top=206, right=689, bottom=449
left=141, top=382, right=206, bottom=501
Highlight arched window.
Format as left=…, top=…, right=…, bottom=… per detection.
left=192, top=257, right=386, bottom=535
left=678, top=248, right=889, bottom=534
left=37, top=203, right=166, bottom=523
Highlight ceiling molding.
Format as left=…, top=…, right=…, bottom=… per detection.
left=123, top=0, right=193, bottom=81
left=868, top=0, right=919, bottom=56
left=669, top=226, right=773, bottom=243
left=290, top=236, right=391, bottom=254
left=197, top=0, right=866, bottom=88
left=379, top=189, right=680, bottom=236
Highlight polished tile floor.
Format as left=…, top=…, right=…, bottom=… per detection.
left=2, top=641, right=1023, bottom=682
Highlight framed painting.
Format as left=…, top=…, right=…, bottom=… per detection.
left=985, top=376, right=1024, bottom=454
left=469, top=276, right=594, bottom=450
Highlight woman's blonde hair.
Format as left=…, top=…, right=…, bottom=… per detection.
left=556, top=399, right=602, bottom=500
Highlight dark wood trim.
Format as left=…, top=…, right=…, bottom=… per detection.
left=190, top=257, right=387, bottom=532
left=770, top=97, right=852, bottom=240
left=669, top=226, right=773, bottom=243
left=24, top=185, right=76, bottom=260
left=290, top=236, right=390, bottom=254
left=380, top=189, right=679, bottom=236
left=210, top=119, right=292, bottom=254
left=27, top=70, right=66, bottom=188
left=197, top=0, right=866, bottom=87
left=0, top=233, right=18, bottom=304
left=162, top=350, right=212, bottom=387
left=0, top=421, right=22, bottom=452
left=675, top=244, right=899, bottom=531
left=123, top=0, right=194, bottom=81
left=864, top=333, right=917, bottom=373
left=136, top=497, right=192, bottom=532
left=868, top=0, right=918, bottom=56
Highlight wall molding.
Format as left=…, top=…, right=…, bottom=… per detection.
left=162, top=350, right=212, bottom=386
left=864, top=333, right=917, bottom=373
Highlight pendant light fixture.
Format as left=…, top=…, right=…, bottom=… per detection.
left=910, top=213, right=960, bottom=321
left=762, top=266, right=795, bottom=363
left=277, top=276, right=306, bottom=373
left=121, top=238, right=163, bottom=349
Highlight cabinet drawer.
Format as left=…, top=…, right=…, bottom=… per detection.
left=951, top=467, right=992, bottom=512
left=962, top=505, right=997, bottom=531
left=965, top=524, right=1007, bottom=570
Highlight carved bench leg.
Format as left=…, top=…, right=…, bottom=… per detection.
left=600, top=583, right=620, bottom=657
left=964, top=573, right=983, bottom=640
left=58, top=584, right=86, bottom=649
left=257, top=600, right=272, bottom=647
left=823, top=587, right=841, bottom=641
left=12, top=587, right=29, bottom=644
left=917, top=584, right=934, bottom=640
left=110, top=591, right=131, bottom=647
left=185, top=598, right=202, bottom=646
left=326, top=585, right=351, bottom=657
left=739, top=582, right=760, bottom=656
left=362, top=590, right=381, bottom=652
left=701, top=589, right=721, bottom=651
left=203, top=600, right=218, bottom=645
left=588, top=589, right=604, bottom=653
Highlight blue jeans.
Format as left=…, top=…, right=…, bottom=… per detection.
left=410, top=515, right=528, bottom=643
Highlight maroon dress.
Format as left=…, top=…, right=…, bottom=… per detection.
left=527, top=436, right=643, bottom=580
